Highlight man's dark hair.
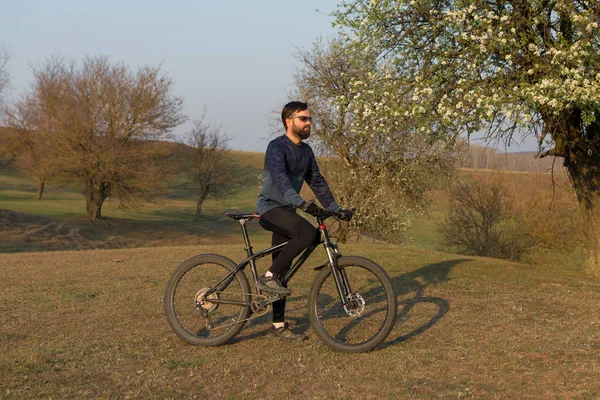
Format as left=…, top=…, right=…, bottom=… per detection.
left=281, top=101, right=308, bottom=129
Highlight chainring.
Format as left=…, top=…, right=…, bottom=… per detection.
left=250, top=294, right=270, bottom=315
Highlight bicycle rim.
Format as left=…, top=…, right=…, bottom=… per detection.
left=164, top=254, right=251, bottom=346
left=309, top=256, right=397, bottom=353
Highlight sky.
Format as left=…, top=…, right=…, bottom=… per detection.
left=1, top=0, right=538, bottom=153
left=1, top=0, right=342, bottom=152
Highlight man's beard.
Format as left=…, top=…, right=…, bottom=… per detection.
left=294, top=125, right=310, bottom=140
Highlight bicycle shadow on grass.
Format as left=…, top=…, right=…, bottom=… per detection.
left=381, top=258, right=470, bottom=348
left=232, top=258, right=470, bottom=346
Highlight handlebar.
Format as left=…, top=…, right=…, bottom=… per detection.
left=315, top=208, right=353, bottom=223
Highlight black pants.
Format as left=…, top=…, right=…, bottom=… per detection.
left=259, top=207, right=319, bottom=322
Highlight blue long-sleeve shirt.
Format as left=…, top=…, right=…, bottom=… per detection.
left=256, top=135, right=340, bottom=215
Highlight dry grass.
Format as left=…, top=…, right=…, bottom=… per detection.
left=1, top=154, right=598, bottom=398
left=2, top=242, right=600, bottom=399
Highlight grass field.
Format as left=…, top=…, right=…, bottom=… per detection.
left=1, top=154, right=599, bottom=398
left=0, top=152, right=271, bottom=253
left=2, top=243, right=600, bottom=398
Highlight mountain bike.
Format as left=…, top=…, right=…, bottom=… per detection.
left=164, top=209, right=397, bottom=353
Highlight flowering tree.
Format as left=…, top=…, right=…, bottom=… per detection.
left=293, top=37, right=458, bottom=241
left=333, top=0, right=600, bottom=275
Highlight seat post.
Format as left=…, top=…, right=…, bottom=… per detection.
left=238, top=219, right=254, bottom=257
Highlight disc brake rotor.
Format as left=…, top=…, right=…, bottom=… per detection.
left=195, top=288, right=219, bottom=313
left=344, top=293, right=366, bottom=317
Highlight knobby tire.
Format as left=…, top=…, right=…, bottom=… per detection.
left=308, top=256, right=397, bottom=353
left=164, top=254, right=251, bottom=346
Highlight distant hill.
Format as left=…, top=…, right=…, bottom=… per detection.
left=0, top=125, right=565, bottom=174
left=0, top=125, right=266, bottom=170
left=461, top=144, right=566, bottom=173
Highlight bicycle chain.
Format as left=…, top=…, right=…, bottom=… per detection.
left=200, top=290, right=284, bottom=332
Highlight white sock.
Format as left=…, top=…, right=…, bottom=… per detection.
left=265, top=271, right=274, bottom=278
left=272, top=322, right=285, bottom=329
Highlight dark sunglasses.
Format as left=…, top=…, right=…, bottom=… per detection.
left=288, top=115, right=312, bottom=123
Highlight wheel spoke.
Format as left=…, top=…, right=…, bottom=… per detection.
left=164, top=255, right=251, bottom=346
left=310, top=256, right=396, bottom=353
left=174, top=264, right=245, bottom=338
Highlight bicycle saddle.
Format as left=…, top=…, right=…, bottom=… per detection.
left=225, top=212, right=260, bottom=221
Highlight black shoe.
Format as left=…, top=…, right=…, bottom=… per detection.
left=256, top=275, right=291, bottom=296
left=269, top=322, right=307, bottom=342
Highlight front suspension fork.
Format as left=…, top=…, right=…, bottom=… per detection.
left=324, top=243, right=352, bottom=307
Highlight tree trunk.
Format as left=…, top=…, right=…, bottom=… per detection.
left=581, top=207, right=600, bottom=277
left=564, top=154, right=600, bottom=277
left=195, top=184, right=210, bottom=221
left=85, top=179, right=109, bottom=221
left=544, top=110, right=600, bottom=276
left=35, top=179, right=45, bottom=200
left=195, top=198, right=203, bottom=221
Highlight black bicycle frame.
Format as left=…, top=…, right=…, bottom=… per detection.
left=206, top=214, right=351, bottom=307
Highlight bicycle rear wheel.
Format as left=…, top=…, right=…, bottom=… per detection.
left=308, top=256, right=397, bottom=353
left=164, top=254, right=251, bottom=346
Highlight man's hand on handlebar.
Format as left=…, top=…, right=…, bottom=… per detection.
left=300, top=200, right=323, bottom=217
left=301, top=201, right=354, bottom=221
left=338, top=209, right=354, bottom=221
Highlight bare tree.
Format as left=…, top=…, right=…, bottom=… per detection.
left=6, top=55, right=186, bottom=220
left=185, top=115, right=239, bottom=220
left=439, top=181, right=532, bottom=260
left=0, top=47, right=9, bottom=104
left=4, top=96, right=59, bottom=199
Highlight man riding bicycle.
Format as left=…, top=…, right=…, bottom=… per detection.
left=256, top=101, right=352, bottom=341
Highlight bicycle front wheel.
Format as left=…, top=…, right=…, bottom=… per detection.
left=308, top=256, right=397, bottom=353
left=164, top=254, right=251, bottom=346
